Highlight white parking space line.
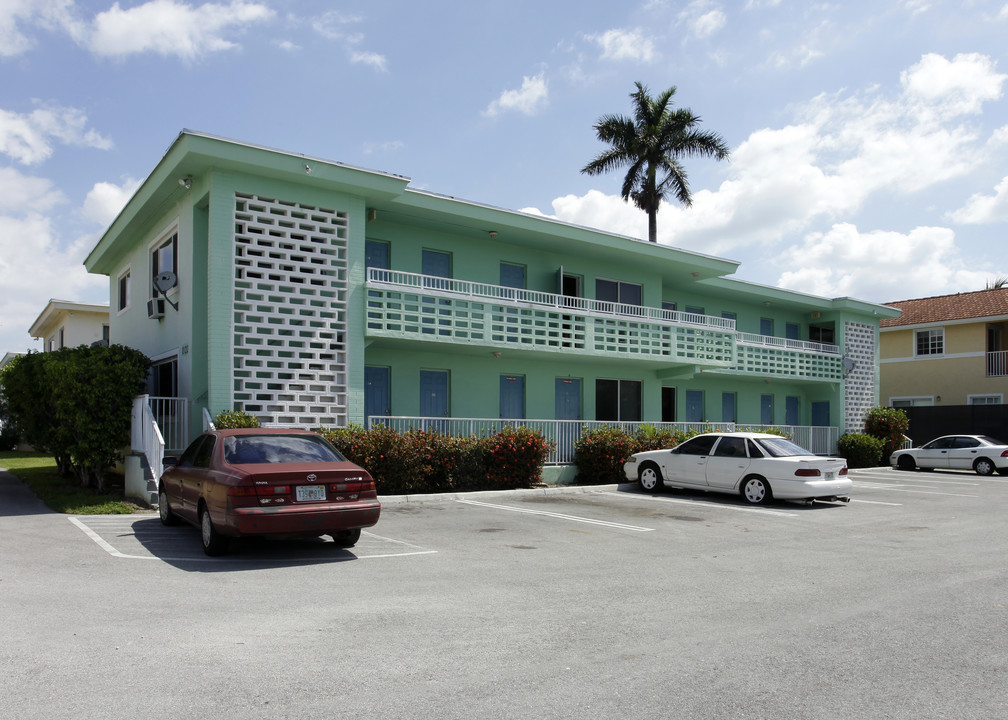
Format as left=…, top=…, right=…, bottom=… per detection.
left=598, top=491, right=800, bottom=517
left=851, top=483, right=979, bottom=498
left=456, top=499, right=655, bottom=532
left=851, top=498, right=903, bottom=506
left=69, top=516, right=436, bottom=562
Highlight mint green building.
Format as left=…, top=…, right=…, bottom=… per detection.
left=85, top=131, right=898, bottom=470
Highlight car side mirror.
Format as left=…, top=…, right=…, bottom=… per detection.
left=162, top=456, right=179, bottom=469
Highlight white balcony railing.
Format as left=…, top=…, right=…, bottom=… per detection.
left=366, top=269, right=842, bottom=363
left=366, top=416, right=840, bottom=463
left=987, top=350, right=1008, bottom=377
left=367, top=268, right=737, bottom=331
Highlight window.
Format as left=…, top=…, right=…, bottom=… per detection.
left=677, top=435, right=717, bottom=456
left=968, top=395, right=1002, bottom=405
left=102, top=325, right=110, bottom=344
left=500, top=263, right=526, bottom=290
left=151, top=232, right=178, bottom=295
left=713, top=436, right=746, bottom=457
left=760, top=318, right=774, bottom=337
left=662, top=301, right=677, bottom=316
left=915, top=328, right=944, bottom=356
left=117, top=270, right=131, bottom=312
left=891, top=397, right=934, bottom=407
left=596, top=278, right=642, bottom=307
left=595, top=379, right=641, bottom=421
left=786, top=323, right=800, bottom=341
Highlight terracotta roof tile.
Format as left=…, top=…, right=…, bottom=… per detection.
left=881, top=288, right=1008, bottom=327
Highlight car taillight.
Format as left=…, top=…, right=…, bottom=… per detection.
left=1001, top=450, right=1008, bottom=458
left=329, top=480, right=375, bottom=493
left=839, top=466, right=848, bottom=475
left=794, top=468, right=821, bottom=477
left=228, top=486, right=258, bottom=497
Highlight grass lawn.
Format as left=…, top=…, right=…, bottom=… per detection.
left=0, top=451, right=151, bottom=515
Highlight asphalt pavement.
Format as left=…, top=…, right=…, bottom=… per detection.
left=1, top=465, right=1006, bottom=719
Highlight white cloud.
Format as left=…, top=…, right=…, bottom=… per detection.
left=901, top=53, right=1006, bottom=119
left=312, top=10, right=387, bottom=72
left=775, top=223, right=988, bottom=301
left=947, top=176, right=1008, bottom=224
left=0, top=104, right=112, bottom=165
left=0, top=166, right=64, bottom=211
left=678, top=1, right=727, bottom=39
left=0, top=213, right=106, bottom=352
left=82, top=177, right=141, bottom=227
left=85, top=0, right=273, bottom=59
left=0, top=0, right=80, bottom=57
left=484, top=73, right=549, bottom=118
left=588, top=28, right=656, bottom=62
left=543, top=52, right=1006, bottom=299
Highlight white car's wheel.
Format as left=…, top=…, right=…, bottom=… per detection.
left=974, top=458, right=995, bottom=476
left=741, top=476, right=772, bottom=505
left=638, top=463, right=663, bottom=493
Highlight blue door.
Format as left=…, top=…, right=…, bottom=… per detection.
left=420, top=370, right=448, bottom=420
left=555, top=378, right=581, bottom=463
left=685, top=390, right=703, bottom=422
left=785, top=396, right=800, bottom=426
left=364, top=366, right=390, bottom=423
left=500, top=375, right=525, bottom=419
left=422, top=250, right=451, bottom=336
left=721, top=392, right=736, bottom=423
left=811, top=401, right=830, bottom=426
left=761, top=394, right=774, bottom=425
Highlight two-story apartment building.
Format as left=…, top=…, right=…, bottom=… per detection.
left=28, top=299, right=110, bottom=352
left=880, top=288, right=1008, bottom=407
left=84, top=131, right=897, bottom=465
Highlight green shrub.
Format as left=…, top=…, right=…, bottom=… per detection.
left=864, top=406, right=910, bottom=460
left=317, top=424, right=552, bottom=494
left=837, top=432, right=884, bottom=468
left=214, top=409, right=262, bottom=429
left=0, top=346, right=150, bottom=490
left=573, top=427, right=636, bottom=485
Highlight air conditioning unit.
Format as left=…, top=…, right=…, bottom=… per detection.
left=147, top=298, right=165, bottom=319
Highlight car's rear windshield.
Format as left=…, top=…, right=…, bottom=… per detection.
left=977, top=435, right=1005, bottom=446
left=223, top=434, right=346, bottom=464
left=753, top=437, right=815, bottom=458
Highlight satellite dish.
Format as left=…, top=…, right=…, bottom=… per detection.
left=154, top=271, right=177, bottom=294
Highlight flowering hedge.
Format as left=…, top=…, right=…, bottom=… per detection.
left=317, top=424, right=553, bottom=494
left=573, top=426, right=699, bottom=485
left=864, top=406, right=910, bottom=461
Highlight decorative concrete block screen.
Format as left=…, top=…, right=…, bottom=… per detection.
left=232, top=193, right=348, bottom=427
left=843, top=321, right=877, bottom=432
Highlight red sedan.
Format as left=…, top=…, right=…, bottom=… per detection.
left=158, top=428, right=381, bottom=556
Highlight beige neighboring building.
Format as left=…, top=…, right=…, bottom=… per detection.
left=28, top=300, right=110, bottom=352
left=880, top=288, right=1008, bottom=407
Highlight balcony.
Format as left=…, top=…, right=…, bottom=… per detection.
left=365, top=269, right=842, bottom=379
left=988, top=350, right=1008, bottom=377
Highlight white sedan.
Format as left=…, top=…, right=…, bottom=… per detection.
left=890, top=434, right=1008, bottom=476
left=623, top=432, right=851, bottom=505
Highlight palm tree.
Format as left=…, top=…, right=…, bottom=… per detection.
left=581, top=82, right=730, bottom=243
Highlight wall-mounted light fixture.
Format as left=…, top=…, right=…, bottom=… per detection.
left=178, top=175, right=192, bottom=189
left=489, top=231, right=498, bottom=240
left=492, top=351, right=502, bottom=359
left=305, top=164, right=312, bottom=175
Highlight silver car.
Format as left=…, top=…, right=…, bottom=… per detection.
left=624, top=432, right=851, bottom=505
left=890, top=434, right=1008, bottom=476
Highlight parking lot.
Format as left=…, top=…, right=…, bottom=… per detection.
left=2, top=466, right=1006, bottom=719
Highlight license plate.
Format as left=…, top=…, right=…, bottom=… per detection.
left=825, top=472, right=835, bottom=480
left=296, top=485, right=326, bottom=502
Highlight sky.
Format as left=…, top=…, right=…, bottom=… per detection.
left=2, top=0, right=1007, bottom=355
